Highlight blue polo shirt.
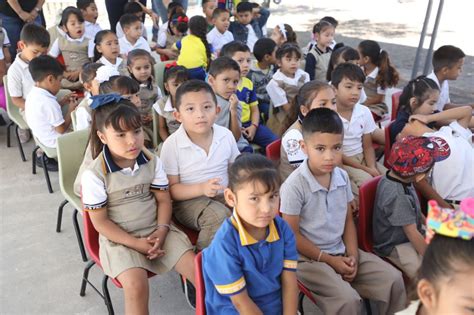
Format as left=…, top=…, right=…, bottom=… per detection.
left=202, top=212, right=297, bottom=315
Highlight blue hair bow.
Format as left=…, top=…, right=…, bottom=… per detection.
left=90, top=93, right=124, bottom=110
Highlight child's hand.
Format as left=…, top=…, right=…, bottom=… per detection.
left=141, top=114, right=153, bottom=124
left=146, top=237, right=166, bottom=260
left=342, top=256, right=358, bottom=282
left=242, top=125, right=257, bottom=141
left=65, top=70, right=79, bottom=82
left=164, top=49, right=178, bottom=59
left=202, top=178, right=224, bottom=197
left=409, top=114, right=430, bottom=125
left=133, top=238, right=154, bottom=255
left=349, top=199, right=359, bottom=218
left=59, top=92, right=75, bottom=106
left=328, top=255, right=355, bottom=276
left=229, top=94, right=239, bottom=112
left=366, top=166, right=381, bottom=177
left=68, top=96, right=79, bottom=111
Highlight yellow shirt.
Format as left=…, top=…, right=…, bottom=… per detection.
left=237, top=77, right=258, bottom=123
left=175, top=34, right=208, bottom=69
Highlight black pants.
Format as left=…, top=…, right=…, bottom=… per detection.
left=105, top=0, right=147, bottom=32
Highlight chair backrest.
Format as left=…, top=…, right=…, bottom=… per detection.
left=71, top=109, right=78, bottom=131
left=265, top=138, right=281, bottom=162
left=391, top=91, right=402, bottom=121
left=83, top=210, right=101, bottom=265
left=151, top=107, right=161, bottom=149
left=3, top=75, right=29, bottom=129
left=384, top=121, right=394, bottom=169
left=195, top=251, right=206, bottom=315
left=357, top=176, right=382, bottom=253
left=57, top=129, right=90, bottom=204
left=154, top=60, right=175, bottom=94
left=33, top=135, right=58, bottom=158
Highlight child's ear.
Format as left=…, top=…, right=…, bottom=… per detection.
left=97, top=130, right=107, bottom=144
left=299, top=139, right=307, bottom=155
left=18, top=41, right=26, bottom=51
left=300, top=105, right=309, bottom=117
left=164, top=81, right=169, bottom=91
left=215, top=104, right=221, bottom=115
left=207, top=75, right=215, bottom=86
left=223, top=188, right=236, bottom=208
left=409, top=96, right=418, bottom=109
left=417, top=279, right=438, bottom=312
left=83, top=81, right=92, bottom=92
left=173, top=110, right=182, bottom=123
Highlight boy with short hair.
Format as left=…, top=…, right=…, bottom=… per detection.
left=160, top=80, right=240, bottom=250
left=221, top=41, right=278, bottom=149
left=116, top=2, right=148, bottom=39
left=206, top=8, right=234, bottom=54
left=281, top=108, right=406, bottom=314
left=427, top=45, right=473, bottom=111
left=248, top=37, right=277, bottom=122
left=228, top=2, right=270, bottom=51
left=118, top=14, right=151, bottom=56
left=373, top=136, right=451, bottom=280
left=332, top=63, right=386, bottom=196
left=202, top=0, right=217, bottom=32
left=25, top=55, right=78, bottom=169
left=77, top=0, right=101, bottom=40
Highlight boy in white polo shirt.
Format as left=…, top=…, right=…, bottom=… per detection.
left=207, top=8, right=234, bottom=55
left=160, top=80, right=240, bottom=250
left=25, top=55, right=78, bottom=170
left=118, top=14, right=151, bottom=56
left=332, top=63, right=386, bottom=197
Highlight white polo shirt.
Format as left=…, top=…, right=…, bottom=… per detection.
left=266, top=69, right=310, bottom=107
left=7, top=54, right=34, bottom=100
left=157, top=22, right=169, bottom=47
left=427, top=71, right=450, bottom=111
left=25, top=87, right=64, bottom=148
left=207, top=27, right=234, bottom=53
left=98, top=56, right=125, bottom=73
left=116, top=21, right=147, bottom=39
left=366, top=67, right=385, bottom=94
left=49, top=34, right=95, bottom=59
left=246, top=24, right=258, bottom=51
left=84, top=21, right=102, bottom=40
left=153, top=96, right=175, bottom=116
left=160, top=124, right=240, bottom=188
left=339, top=103, right=377, bottom=156
left=119, top=36, right=151, bottom=55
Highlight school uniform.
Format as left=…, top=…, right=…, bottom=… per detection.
left=116, top=21, right=147, bottom=39
left=118, top=36, right=151, bottom=56
left=203, top=213, right=297, bottom=314
left=136, top=79, right=162, bottom=148
left=175, top=34, right=208, bottom=81
left=363, top=67, right=388, bottom=118
left=47, top=25, right=66, bottom=50
left=304, top=45, right=332, bottom=81
left=160, top=124, right=240, bottom=249
left=247, top=61, right=274, bottom=122
left=84, top=21, right=102, bottom=40
left=98, top=56, right=129, bottom=76
left=279, top=120, right=305, bottom=181
left=157, top=27, right=183, bottom=61
left=427, top=71, right=450, bottom=111
left=206, top=27, right=234, bottom=53
left=280, top=161, right=407, bottom=314
left=7, top=54, right=34, bottom=114
left=153, top=96, right=180, bottom=135
left=74, top=94, right=92, bottom=131
left=81, top=146, right=193, bottom=278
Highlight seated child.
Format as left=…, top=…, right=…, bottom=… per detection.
left=155, top=12, right=188, bottom=61
left=0, top=22, right=11, bottom=65
left=304, top=16, right=339, bottom=56
left=93, top=30, right=128, bottom=76
left=203, top=154, right=298, bottom=314
left=373, top=136, right=451, bottom=280
left=81, top=94, right=195, bottom=315
left=77, top=0, right=101, bottom=40
left=49, top=7, right=95, bottom=90
left=160, top=80, right=240, bottom=250
left=221, top=41, right=278, bottom=149
left=202, top=0, right=217, bottom=32
left=266, top=43, right=309, bottom=136
left=175, top=15, right=211, bottom=81
left=74, top=62, right=103, bottom=130
left=115, top=2, right=148, bottom=39
left=427, top=45, right=473, bottom=111
left=281, top=108, right=406, bottom=314
left=270, top=23, right=297, bottom=47
left=153, top=64, right=189, bottom=141
left=25, top=55, right=78, bottom=168
left=228, top=2, right=270, bottom=51
left=248, top=38, right=277, bottom=122
left=305, top=20, right=334, bottom=81
left=206, top=8, right=234, bottom=55
left=280, top=81, right=336, bottom=181
left=118, top=14, right=151, bottom=56
left=332, top=63, right=386, bottom=196
left=396, top=199, right=474, bottom=315
left=358, top=40, right=399, bottom=119
left=112, top=75, right=141, bottom=107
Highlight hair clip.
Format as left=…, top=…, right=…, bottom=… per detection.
left=90, top=93, right=124, bottom=110
left=95, top=65, right=120, bottom=84
left=177, top=16, right=188, bottom=23
left=165, top=61, right=178, bottom=69
left=425, top=199, right=474, bottom=244
left=277, top=23, right=287, bottom=40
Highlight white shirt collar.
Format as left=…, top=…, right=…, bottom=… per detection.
left=428, top=71, right=441, bottom=87
left=66, top=33, right=87, bottom=43
left=176, top=124, right=227, bottom=149
left=164, top=97, right=175, bottom=112
left=273, top=68, right=305, bottom=81
left=15, top=53, right=30, bottom=69
left=366, top=67, right=379, bottom=79
left=338, top=103, right=364, bottom=123
left=31, top=86, right=56, bottom=99
left=99, top=56, right=123, bottom=68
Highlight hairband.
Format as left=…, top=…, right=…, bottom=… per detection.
left=425, top=199, right=474, bottom=244
left=174, top=16, right=188, bottom=24
left=379, top=49, right=383, bottom=54
left=277, top=23, right=287, bottom=40
left=165, top=61, right=178, bottom=69
left=90, top=93, right=124, bottom=110
left=95, top=65, right=120, bottom=84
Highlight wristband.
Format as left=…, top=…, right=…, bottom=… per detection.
left=156, top=224, right=171, bottom=231
left=317, top=251, right=324, bottom=262
left=35, top=7, right=41, bottom=12
left=251, top=123, right=258, bottom=129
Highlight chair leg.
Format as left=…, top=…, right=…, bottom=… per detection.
left=72, top=209, right=88, bottom=262
left=14, top=125, right=26, bottom=162
left=56, top=200, right=68, bottom=232
left=298, top=292, right=305, bottom=315
left=364, top=298, right=372, bottom=315
left=41, top=154, right=53, bottom=193
left=6, top=121, right=13, bottom=147
left=32, top=146, right=39, bottom=174
left=79, top=260, right=95, bottom=296
left=102, top=275, right=115, bottom=315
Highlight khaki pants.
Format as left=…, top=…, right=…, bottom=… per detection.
left=297, top=249, right=407, bottom=315
left=344, top=153, right=387, bottom=198
left=387, top=243, right=422, bottom=280
left=173, top=195, right=231, bottom=250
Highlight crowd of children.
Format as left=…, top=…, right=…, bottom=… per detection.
left=1, top=0, right=473, bottom=314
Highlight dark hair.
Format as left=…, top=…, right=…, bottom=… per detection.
left=163, top=65, right=189, bottom=95
left=312, top=20, right=334, bottom=34
left=212, top=8, right=229, bottom=19
left=236, top=2, right=253, bottom=13
left=93, top=30, right=117, bottom=62
left=20, top=23, right=50, bottom=47
left=167, top=2, right=185, bottom=20
left=321, top=16, right=338, bottom=28
left=127, top=48, right=155, bottom=67
left=326, top=46, right=360, bottom=81
left=202, top=0, right=216, bottom=7
left=61, top=7, right=85, bottom=31
left=123, top=2, right=143, bottom=14
left=228, top=153, right=281, bottom=193
left=90, top=99, right=142, bottom=158
left=99, top=75, right=121, bottom=94
left=331, top=63, right=365, bottom=88
left=80, top=62, right=103, bottom=83
left=253, top=38, right=277, bottom=62
left=119, top=13, right=141, bottom=29
left=432, top=45, right=465, bottom=72
left=278, top=24, right=297, bottom=44
left=208, top=56, right=240, bottom=77
left=113, top=76, right=140, bottom=95
left=188, top=16, right=211, bottom=70
left=220, top=40, right=250, bottom=58
left=168, top=13, right=189, bottom=35
left=175, top=79, right=217, bottom=110
left=358, top=40, right=399, bottom=89
left=302, top=108, right=343, bottom=139
left=76, top=0, right=94, bottom=10
left=29, top=55, right=64, bottom=82
left=276, top=43, right=302, bottom=60
left=398, top=76, right=439, bottom=115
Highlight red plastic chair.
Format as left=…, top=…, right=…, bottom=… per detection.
left=383, top=121, right=395, bottom=169
left=357, top=176, right=383, bottom=253
left=297, top=280, right=317, bottom=314
left=391, top=91, right=402, bottom=121
left=195, top=252, right=206, bottom=315
left=265, top=138, right=281, bottom=162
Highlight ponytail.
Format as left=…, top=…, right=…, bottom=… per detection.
left=398, top=75, right=439, bottom=115
left=188, top=15, right=211, bottom=70
left=358, top=40, right=399, bottom=89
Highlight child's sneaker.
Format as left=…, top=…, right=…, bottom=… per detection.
left=18, top=128, right=31, bottom=143
left=36, top=155, right=59, bottom=172
left=181, top=276, right=196, bottom=309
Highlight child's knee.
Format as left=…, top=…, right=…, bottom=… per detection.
left=119, top=269, right=149, bottom=295
left=199, top=201, right=231, bottom=227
